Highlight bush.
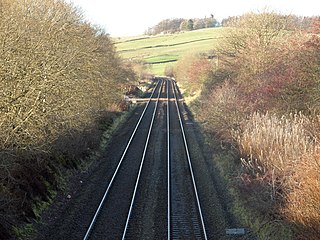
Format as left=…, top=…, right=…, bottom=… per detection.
left=174, top=11, right=320, bottom=238
left=198, top=81, right=247, bottom=141
left=218, top=12, right=320, bottom=113
left=174, top=53, right=213, bottom=94
left=224, top=20, right=320, bottom=236
left=0, top=0, right=136, bottom=237
left=164, top=64, right=175, bottom=77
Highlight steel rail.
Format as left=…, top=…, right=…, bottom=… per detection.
left=167, top=79, right=171, bottom=240
left=170, top=80, right=208, bottom=240
left=83, top=79, right=162, bottom=240
left=121, top=79, right=164, bottom=239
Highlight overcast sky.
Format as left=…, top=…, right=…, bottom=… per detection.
left=66, top=0, right=320, bottom=36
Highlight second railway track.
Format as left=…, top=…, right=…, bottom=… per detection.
left=167, top=79, right=207, bottom=240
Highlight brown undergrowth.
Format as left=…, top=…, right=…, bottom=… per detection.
left=175, top=12, right=320, bottom=239
left=0, top=0, right=137, bottom=238
left=235, top=113, right=320, bottom=238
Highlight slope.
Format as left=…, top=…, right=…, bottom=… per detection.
left=114, top=27, right=224, bottom=75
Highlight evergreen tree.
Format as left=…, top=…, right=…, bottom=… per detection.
left=187, top=19, right=194, bottom=31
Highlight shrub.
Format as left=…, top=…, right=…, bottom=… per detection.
left=174, top=53, right=213, bottom=94
left=198, top=81, right=247, bottom=141
left=164, top=64, right=175, bottom=77
left=175, top=11, right=320, bottom=238
left=0, top=0, right=136, bottom=237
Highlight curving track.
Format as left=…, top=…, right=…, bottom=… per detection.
left=82, top=77, right=208, bottom=239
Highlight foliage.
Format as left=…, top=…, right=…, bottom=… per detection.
left=236, top=113, right=315, bottom=175
left=283, top=151, right=320, bottom=239
left=175, top=10, right=320, bottom=239
left=193, top=17, right=217, bottom=29
left=309, top=16, right=320, bottom=34
left=164, top=64, right=175, bottom=77
left=216, top=11, right=320, bottom=113
left=198, top=81, right=247, bottom=140
left=145, top=18, right=185, bottom=35
left=0, top=0, right=136, bottom=237
left=221, top=14, right=317, bottom=31
left=174, top=54, right=213, bottom=93
left=186, top=19, right=194, bottom=31
left=145, top=16, right=218, bottom=35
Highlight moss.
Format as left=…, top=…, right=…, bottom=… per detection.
left=32, top=200, right=50, bottom=220
left=13, top=224, right=35, bottom=239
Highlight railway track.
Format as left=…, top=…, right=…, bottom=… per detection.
left=82, top=77, right=208, bottom=239
left=168, top=79, right=207, bottom=240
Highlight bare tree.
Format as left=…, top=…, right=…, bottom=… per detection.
left=0, top=0, right=136, bottom=236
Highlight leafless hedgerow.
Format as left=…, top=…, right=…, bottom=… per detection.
left=0, top=0, right=136, bottom=237
left=174, top=10, right=320, bottom=239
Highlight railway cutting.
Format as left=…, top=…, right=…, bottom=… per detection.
left=35, top=77, right=235, bottom=240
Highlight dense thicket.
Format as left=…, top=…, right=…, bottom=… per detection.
left=174, top=12, right=320, bottom=239
left=0, top=0, right=136, bottom=237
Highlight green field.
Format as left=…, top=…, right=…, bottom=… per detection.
left=114, top=27, right=225, bottom=75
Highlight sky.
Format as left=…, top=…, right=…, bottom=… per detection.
left=66, top=0, right=320, bottom=36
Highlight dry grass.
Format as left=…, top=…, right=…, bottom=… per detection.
left=235, top=112, right=320, bottom=238
left=236, top=112, right=317, bottom=173
left=283, top=152, right=320, bottom=239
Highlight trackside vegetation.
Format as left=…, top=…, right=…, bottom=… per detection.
left=173, top=12, right=320, bottom=239
left=0, top=0, right=137, bottom=238
left=1, top=2, right=319, bottom=239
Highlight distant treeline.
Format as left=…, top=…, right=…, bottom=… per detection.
left=222, top=14, right=318, bottom=31
left=146, top=14, right=317, bottom=35
left=145, top=16, right=218, bottom=35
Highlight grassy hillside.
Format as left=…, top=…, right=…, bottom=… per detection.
left=114, top=28, right=224, bottom=75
